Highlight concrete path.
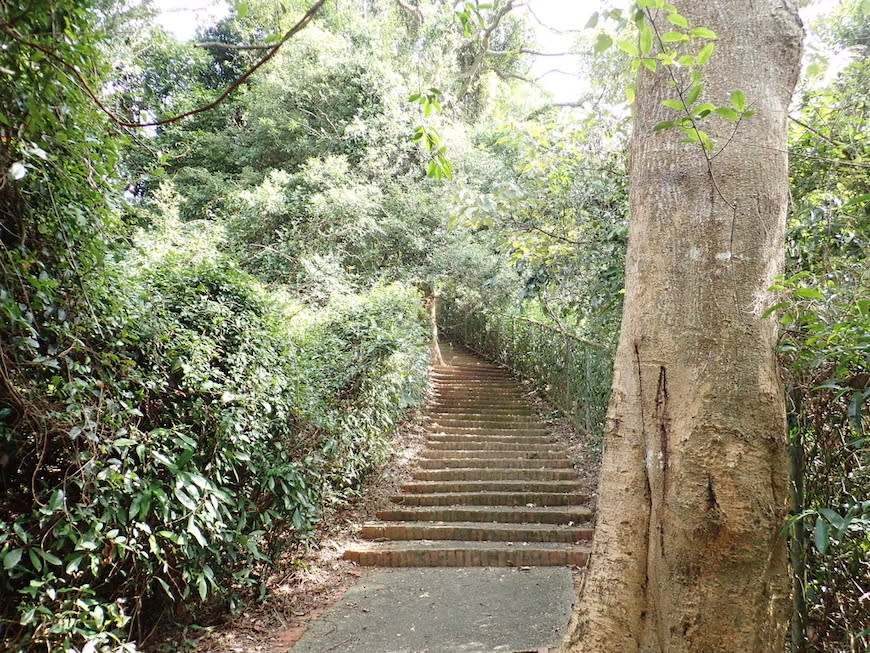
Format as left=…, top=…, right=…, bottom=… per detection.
left=291, top=567, right=575, bottom=652
left=292, top=345, right=584, bottom=651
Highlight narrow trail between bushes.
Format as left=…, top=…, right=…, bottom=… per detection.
left=289, top=344, right=595, bottom=652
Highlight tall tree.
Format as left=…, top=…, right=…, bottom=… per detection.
left=562, top=1, right=804, bottom=651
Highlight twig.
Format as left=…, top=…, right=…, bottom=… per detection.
left=194, top=41, right=274, bottom=51
left=789, top=115, right=847, bottom=151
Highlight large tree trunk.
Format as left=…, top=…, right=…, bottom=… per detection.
left=562, top=2, right=803, bottom=651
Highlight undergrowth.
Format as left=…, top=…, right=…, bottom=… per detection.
left=0, top=220, right=429, bottom=650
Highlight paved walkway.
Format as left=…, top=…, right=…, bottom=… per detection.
left=292, top=345, right=588, bottom=652
left=291, top=567, right=575, bottom=652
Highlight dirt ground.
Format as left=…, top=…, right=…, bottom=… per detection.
left=155, top=362, right=601, bottom=653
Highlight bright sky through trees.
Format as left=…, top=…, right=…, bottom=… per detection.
left=152, top=0, right=845, bottom=105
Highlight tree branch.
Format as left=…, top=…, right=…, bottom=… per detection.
left=2, top=0, right=327, bottom=129
left=458, top=0, right=517, bottom=99
left=789, top=115, right=847, bottom=151
left=522, top=4, right=583, bottom=35
left=395, top=0, right=424, bottom=24
left=487, top=48, right=574, bottom=57
left=194, top=40, right=274, bottom=51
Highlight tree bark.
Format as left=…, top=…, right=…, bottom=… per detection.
left=562, top=2, right=803, bottom=651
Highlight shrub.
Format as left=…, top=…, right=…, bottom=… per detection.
left=0, top=227, right=429, bottom=650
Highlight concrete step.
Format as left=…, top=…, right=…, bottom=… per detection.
left=428, top=394, right=527, bottom=402
left=426, top=406, right=535, bottom=415
left=426, top=425, right=550, bottom=436
left=426, top=412, right=540, bottom=423
left=432, top=366, right=511, bottom=376
left=348, top=346, right=595, bottom=570
left=376, top=505, right=593, bottom=524
left=412, top=468, right=581, bottom=482
left=432, top=378, right=523, bottom=386
left=401, top=480, right=584, bottom=493
left=432, top=367, right=513, bottom=374
left=424, top=441, right=561, bottom=453
left=343, top=541, right=591, bottom=567
left=416, top=457, right=574, bottom=469
left=425, top=434, right=557, bottom=444
left=420, top=449, right=566, bottom=460
left=361, top=521, right=593, bottom=543
left=390, top=491, right=589, bottom=507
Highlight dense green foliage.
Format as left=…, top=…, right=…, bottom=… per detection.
left=1, top=1, right=431, bottom=649
left=779, top=10, right=870, bottom=647
left=0, top=0, right=866, bottom=649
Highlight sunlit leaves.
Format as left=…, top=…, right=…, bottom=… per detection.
left=616, top=38, right=639, bottom=57
left=594, top=32, right=613, bottom=53
left=696, top=42, right=715, bottom=65
left=667, top=13, right=689, bottom=28
left=730, top=89, right=747, bottom=111
left=639, top=24, right=653, bottom=55
left=690, top=27, right=717, bottom=39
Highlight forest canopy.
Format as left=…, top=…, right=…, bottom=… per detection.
left=0, top=0, right=866, bottom=650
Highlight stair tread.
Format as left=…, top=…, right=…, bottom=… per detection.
left=347, top=540, right=591, bottom=551
left=358, top=347, right=594, bottom=568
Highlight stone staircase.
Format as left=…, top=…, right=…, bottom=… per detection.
left=343, top=348, right=593, bottom=567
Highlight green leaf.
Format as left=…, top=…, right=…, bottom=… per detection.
left=819, top=508, right=848, bottom=532
left=625, top=85, right=636, bottom=105
left=3, top=548, right=22, bottom=570
left=694, top=102, right=716, bottom=117
left=642, top=58, right=657, bottom=72
left=667, top=13, right=689, bottom=28
left=639, top=25, right=653, bottom=55
left=841, top=193, right=870, bottom=208
left=696, top=42, right=715, bottom=65
left=47, top=489, right=64, bottom=512
left=65, top=553, right=85, bottom=575
left=663, top=98, right=685, bottom=111
left=20, top=607, right=37, bottom=626
left=661, top=31, right=689, bottom=43
left=585, top=12, right=599, bottom=29
left=794, top=288, right=825, bottom=300
left=654, top=120, right=676, bottom=131
left=678, top=54, right=695, bottom=66
left=761, top=301, right=790, bottom=319
left=594, top=33, right=613, bottom=53
left=714, top=106, right=739, bottom=121
left=680, top=127, right=713, bottom=151
left=691, top=27, right=717, bottom=39
left=188, top=519, right=207, bottom=547
left=616, top=39, right=639, bottom=57
left=813, top=517, right=829, bottom=554
left=38, top=550, right=62, bottom=566
left=686, top=84, right=702, bottom=106
left=730, top=90, right=747, bottom=111
left=175, top=486, right=198, bottom=511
